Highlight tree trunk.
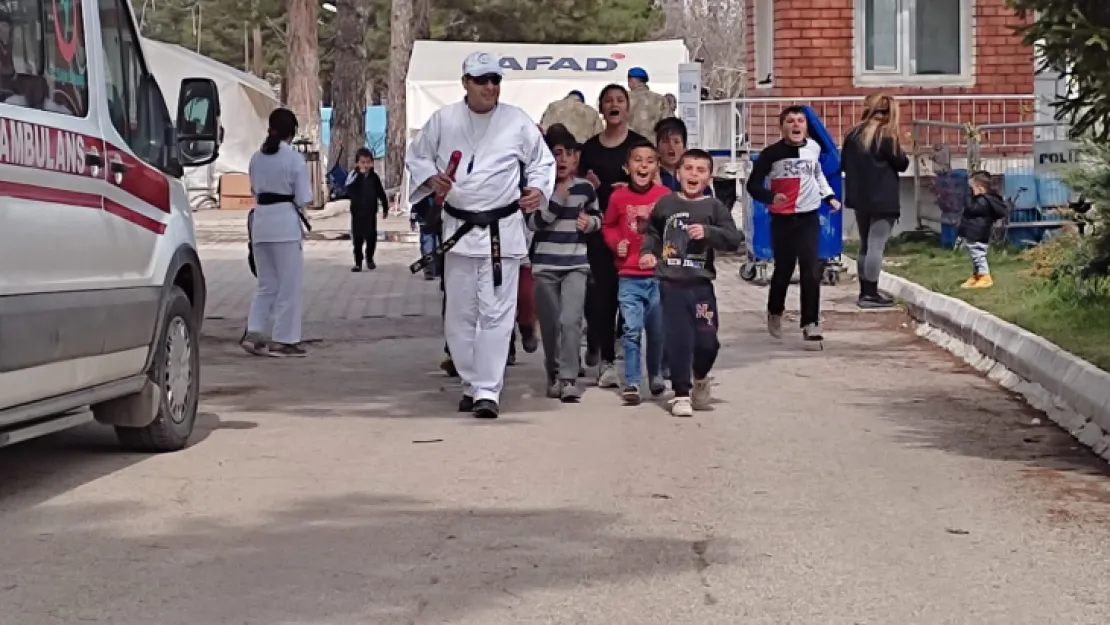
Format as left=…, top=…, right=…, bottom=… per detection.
left=330, top=0, right=372, bottom=170
left=252, top=26, right=263, bottom=77
left=285, top=0, right=322, bottom=189
left=413, top=0, right=430, bottom=40
left=385, top=0, right=418, bottom=190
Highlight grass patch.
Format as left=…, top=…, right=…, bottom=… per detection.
left=847, top=234, right=1110, bottom=372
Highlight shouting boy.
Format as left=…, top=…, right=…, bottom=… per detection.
left=527, top=125, right=602, bottom=401
left=640, top=149, right=743, bottom=417
left=603, top=139, right=670, bottom=404
left=344, top=148, right=390, bottom=271
left=746, top=106, right=840, bottom=344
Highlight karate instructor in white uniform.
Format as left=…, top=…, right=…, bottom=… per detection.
left=406, top=51, right=556, bottom=419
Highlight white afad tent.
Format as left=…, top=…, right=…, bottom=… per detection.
left=405, top=39, right=689, bottom=136
left=142, top=38, right=280, bottom=207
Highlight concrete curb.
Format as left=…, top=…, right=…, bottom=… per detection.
left=873, top=268, right=1110, bottom=461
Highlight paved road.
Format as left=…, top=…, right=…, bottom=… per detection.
left=2, top=237, right=1110, bottom=625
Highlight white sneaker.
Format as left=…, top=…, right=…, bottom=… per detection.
left=597, top=362, right=621, bottom=388
left=691, top=377, right=712, bottom=410
left=671, top=397, right=694, bottom=417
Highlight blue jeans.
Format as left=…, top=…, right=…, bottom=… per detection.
left=419, top=227, right=440, bottom=276
left=617, top=277, right=664, bottom=387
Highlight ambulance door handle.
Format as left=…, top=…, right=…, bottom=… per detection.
left=109, top=155, right=131, bottom=185
left=85, top=148, right=103, bottom=177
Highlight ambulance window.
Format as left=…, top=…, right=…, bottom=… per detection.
left=99, top=0, right=162, bottom=164
left=0, top=0, right=89, bottom=117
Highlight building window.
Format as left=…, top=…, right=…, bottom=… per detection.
left=754, top=0, right=774, bottom=88
left=856, top=0, right=972, bottom=86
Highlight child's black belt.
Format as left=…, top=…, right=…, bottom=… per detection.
left=409, top=202, right=520, bottom=287
left=256, top=192, right=311, bottom=231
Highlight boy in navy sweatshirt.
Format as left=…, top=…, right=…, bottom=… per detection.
left=746, top=106, right=840, bottom=344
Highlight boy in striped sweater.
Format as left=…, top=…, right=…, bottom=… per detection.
left=527, top=125, right=602, bottom=402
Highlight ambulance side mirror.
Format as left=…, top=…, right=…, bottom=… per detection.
left=176, top=78, right=222, bottom=167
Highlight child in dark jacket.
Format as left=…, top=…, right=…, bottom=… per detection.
left=958, top=170, right=1008, bottom=289
left=344, top=148, right=390, bottom=271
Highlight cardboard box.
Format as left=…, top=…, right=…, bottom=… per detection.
left=219, top=173, right=253, bottom=210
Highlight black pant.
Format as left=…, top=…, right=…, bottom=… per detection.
left=351, top=212, right=377, bottom=266
left=768, top=211, right=821, bottom=327
left=585, top=240, right=619, bottom=363
left=661, top=280, right=720, bottom=397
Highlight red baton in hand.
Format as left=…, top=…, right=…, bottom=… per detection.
left=436, top=151, right=463, bottom=207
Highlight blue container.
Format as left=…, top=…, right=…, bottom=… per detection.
left=941, top=223, right=959, bottom=249
left=1003, top=169, right=1038, bottom=210
left=935, top=169, right=969, bottom=225
left=1036, top=174, right=1071, bottom=208
left=747, top=105, right=843, bottom=263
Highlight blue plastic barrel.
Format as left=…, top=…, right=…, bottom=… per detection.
left=935, top=169, right=969, bottom=225
left=1003, top=169, right=1038, bottom=210
left=1036, top=174, right=1071, bottom=208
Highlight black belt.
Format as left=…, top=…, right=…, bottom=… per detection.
left=409, top=202, right=520, bottom=287
left=256, top=192, right=311, bottom=231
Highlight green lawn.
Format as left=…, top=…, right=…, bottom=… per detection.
left=846, top=236, right=1110, bottom=372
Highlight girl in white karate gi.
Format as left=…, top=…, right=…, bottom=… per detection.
left=405, top=51, right=556, bottom=419
left=241, top=109, right=313, bottom=357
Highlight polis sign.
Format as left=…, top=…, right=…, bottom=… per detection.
left=1033, top=139, right=1081, bottom=174
left=499, top=56, right=619, bottom=72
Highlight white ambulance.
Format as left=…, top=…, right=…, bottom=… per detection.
left=0, top=0, right=223, bottom=451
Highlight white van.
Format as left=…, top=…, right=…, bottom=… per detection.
left=0, top=0, right=223, bottom=451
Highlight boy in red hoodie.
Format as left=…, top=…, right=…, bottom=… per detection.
left=603, top=140, right=671, bottom=404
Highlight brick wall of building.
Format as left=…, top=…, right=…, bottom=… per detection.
left=739, top=0, right=1035, bottom=152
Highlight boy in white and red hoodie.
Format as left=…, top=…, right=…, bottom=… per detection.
left=603, top=139, right=671, bottom=404
left=746, top=105, right=841, bottom=344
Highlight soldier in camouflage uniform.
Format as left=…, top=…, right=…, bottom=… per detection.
left=540, top=90, right=605, bottom=144
left=626, top=67, right=671, bottom=143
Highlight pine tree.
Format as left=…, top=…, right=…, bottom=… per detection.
left=330, top=0, right=373, bottom=169
left=1008, top=0, right=1110, bottom=140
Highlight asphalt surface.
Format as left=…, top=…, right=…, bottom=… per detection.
left=2, top=226, right=1109, bottom=624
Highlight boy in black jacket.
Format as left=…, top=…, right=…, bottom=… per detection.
left=958, top=170, right=1008, bottom=289
left=345, top=148, right=390, bottom=271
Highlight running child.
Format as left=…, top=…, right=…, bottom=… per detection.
left=654, top=117, right=711, bottom=197
left=603, top=139, right=670, bottom=404
left=746, top=105, right=840, bottom=344
left=640, top=149, right=743, bottom=417
left=958, top=170, right=1007, bottom=289
left=527, top=125, right=601, bottom=401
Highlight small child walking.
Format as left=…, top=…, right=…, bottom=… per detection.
left=603, top=139, right=671, bottom=404
left=527, top=125, right=602, bottom=401
left=746, top=106, right=840, bottom=344
left=344, top=148, right=390, bottom=271
left=640, top=149, right=744, bottom=417
left=958, top=170, right=1008, bottom=289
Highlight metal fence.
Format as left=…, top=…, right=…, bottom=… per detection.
left=700, top=94, right=1038, bottom=162
left=910, top=120, right=1075, bottom=241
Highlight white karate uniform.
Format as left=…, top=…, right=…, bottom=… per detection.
left=406, top=101, right=556, bottom=403
left=246, top=142, right=313, bottom=344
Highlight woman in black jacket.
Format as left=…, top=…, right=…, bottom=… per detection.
left=842, top=93, right=910, bottom=308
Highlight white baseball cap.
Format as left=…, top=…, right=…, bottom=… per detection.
left=462, top=51, right=503, bottom=78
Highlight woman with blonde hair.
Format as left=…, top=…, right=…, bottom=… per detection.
left=842, top=92, right=910, bottom=308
